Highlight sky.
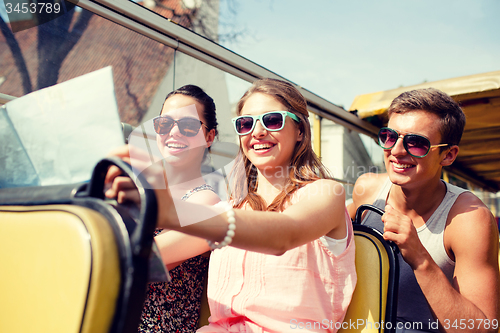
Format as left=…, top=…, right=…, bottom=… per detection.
left=218, top=0, right=500, bottom=110
left=2, top=0, right=497, bottom=109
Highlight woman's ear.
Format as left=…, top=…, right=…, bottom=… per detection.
left=440, top=145, right=459, bottom=167
left=205, top=128, right=216, bottom=148
left=296, top=125, right=304, bottom=142
left=297, top=131, right=303, bottom=142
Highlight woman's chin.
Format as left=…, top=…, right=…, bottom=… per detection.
left=163, top=152, right=204, bottom=169
left=163, top=155, right=187, bottom=167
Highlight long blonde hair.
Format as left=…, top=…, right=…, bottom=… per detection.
left=230, top=78, right=332, bottom=212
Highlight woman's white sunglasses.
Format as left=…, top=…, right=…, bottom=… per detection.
left=232, top=111, right=300, bottom=135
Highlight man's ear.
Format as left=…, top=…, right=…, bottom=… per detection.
left=205, top=129, right=216, bottom=148
left=440, top=145, right=459, bottom=167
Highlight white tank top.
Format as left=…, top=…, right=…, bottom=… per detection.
left=362, top=177, right=468, bottom=332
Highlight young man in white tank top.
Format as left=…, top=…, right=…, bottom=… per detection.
left=349, top=88, right=499, bottom=333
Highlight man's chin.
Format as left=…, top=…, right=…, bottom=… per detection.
left=387, top=171, right=411, bottom=186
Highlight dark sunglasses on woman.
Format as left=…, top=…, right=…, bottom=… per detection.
left=153, top=116, right=206, bottom=137
left=232, top=111, right=300, bottom=136
left=378, top=127, right=449, bottom=158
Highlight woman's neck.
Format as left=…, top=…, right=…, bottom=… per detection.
left=255, top=167, right=290, bottom=205
left=162, top=160, right=206, bottom=192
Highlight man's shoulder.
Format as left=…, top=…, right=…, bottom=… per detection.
left=449, top=189, right=494, bottom=221
left=446, top=189, right=497, bottom=245
left=356, top=172, right=388, bottom=186
left=352, top=172, right=389, bottom=206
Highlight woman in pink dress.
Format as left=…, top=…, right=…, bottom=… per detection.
left=109, top=78, right=356, bottom=333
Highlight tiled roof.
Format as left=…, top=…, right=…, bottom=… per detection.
left=0, top=0, right=194, bottom=125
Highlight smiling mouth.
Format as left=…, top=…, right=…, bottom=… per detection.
left=253, top=143, right=275, bottom=151
left=167, top=142, right=188, bottom=149
left=392, top=162, right=414, bottom=169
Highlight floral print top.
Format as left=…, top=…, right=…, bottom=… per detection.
left=138, top=184, right=216, bottom=333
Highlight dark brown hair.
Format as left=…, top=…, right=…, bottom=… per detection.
left=387, top=88, right=466, bottom=147
left=163, top=84, right=219, bottom=138
left=163, top=85, right=218, bottom=159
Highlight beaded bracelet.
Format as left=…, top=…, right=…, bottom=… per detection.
left=207, top=202, right=236, bottom=250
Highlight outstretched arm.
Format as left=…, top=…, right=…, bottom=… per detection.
left=108, top=145, right=347, bottom=255
left=165, top=178, right=347, bottom=255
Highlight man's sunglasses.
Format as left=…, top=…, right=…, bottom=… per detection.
left=378, top=127, right=449, bottom=158
left=153, top=116, right=206, bottom=137
left=232, top=111, right=300, bottom=136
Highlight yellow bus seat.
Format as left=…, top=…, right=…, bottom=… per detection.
left=0, top=157, right=158, bottom=333
left=0, top=204, right=121, bottom=333
left=339, top=204, right=399, bottom=333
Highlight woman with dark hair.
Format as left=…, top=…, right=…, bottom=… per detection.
left=108, top=78, right=356, bottom=332
left=107, top=84, right=220, bottom=332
